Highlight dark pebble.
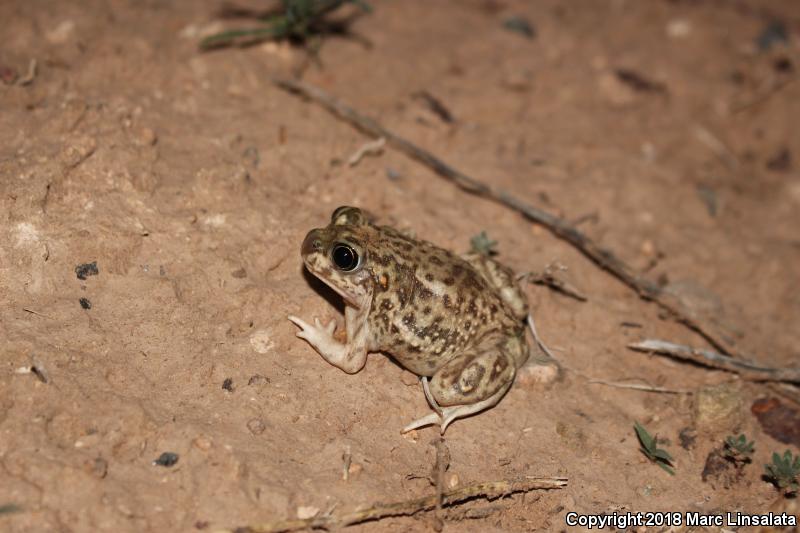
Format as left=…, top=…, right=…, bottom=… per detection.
left=153, top=452, right=179, bottom=467
left=75, top=261, right=99, bottom=280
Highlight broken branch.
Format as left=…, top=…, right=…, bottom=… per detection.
left=225, top=475, right=567, bottom=532
left=628, top=339, right=800, bottom=384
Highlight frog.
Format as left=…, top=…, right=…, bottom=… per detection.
left=288, top=206, right=533, bottom=434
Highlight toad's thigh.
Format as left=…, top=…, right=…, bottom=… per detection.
left=429, top=349, right=516, bottom=407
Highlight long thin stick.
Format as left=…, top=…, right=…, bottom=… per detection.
left=272, top=77, right=742, bottom=358
left=587, top=379, right=692, bottom=394
left=629, top=339, right=800, bottom=384
left=224, top=476, right=567, bottom=533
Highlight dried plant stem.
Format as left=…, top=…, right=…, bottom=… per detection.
left=587, top=379, right=692, bottom=394
left=272, top=77, right=741, bottom=359
left=225, top=476, right=567, bottom=533
left=629, top=339, right=800, bottom=384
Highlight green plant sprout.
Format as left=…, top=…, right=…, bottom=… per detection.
left=634, top=421, right=675, bottom=475
left=765, top=450, right=800, bottom=496
left=200, top=0, right=371, bottom=50
left=723, top=434, right=754, bottom=465
left=0, top=503, right=21, bottom=514
left=470, top=231, right=498, bottom=257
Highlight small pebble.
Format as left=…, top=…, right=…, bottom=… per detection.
left=193, top=436, right=212, bottom=451
left=445, top=472, right=460, bottom=489
left=222, top=378, right=234, bottom=392
left=756, top=20, right=788, bottom=52
left=502, top=16, right=536, bottom=39
left=249, top=330, right=275, bottom=354
left=296, top=506, right=319, bottom=520
left=79, top=297, right=92, bottom=310
left=135, top=127, right=158, bottom=147
left=247, top=418, right=266, bottom=435
left=84, top=456, right=108, bottom=478
left=75, top=261, right=99, bottom=280
left=666, top=19, right=691, bottom=38
left=153, top=452, right=179, bottom=467
left=248, top=374, right=270, bottom=386
left=348, top=462, right=363, bottom=476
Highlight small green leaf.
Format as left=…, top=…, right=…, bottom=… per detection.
left=653, top=448, right=673, bottom=462
left=0, top=504, right=21, bottom=514
left=470, top=231, right=499, bottom=256
left=656, top=461, right=675, bottom=476
left=634, top=421, right=655, bottom=451
left=634, top=421, right=675, bottom=474
left=764, top=449, right=800, bottom=495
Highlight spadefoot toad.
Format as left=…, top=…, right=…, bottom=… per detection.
left=288, top=206, right=531, bottom=433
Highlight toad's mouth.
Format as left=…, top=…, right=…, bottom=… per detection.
left=303, top=259, right=367, bottom=309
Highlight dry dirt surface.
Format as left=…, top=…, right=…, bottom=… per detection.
left=2, top=1, right=800, bottom=532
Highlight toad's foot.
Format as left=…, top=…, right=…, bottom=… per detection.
left=401, top=382, right=512, bottom=435
left=287, top=315, right=341, bottom=356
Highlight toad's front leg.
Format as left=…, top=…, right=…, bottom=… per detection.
left=402, top=339, right=517, bottom=434
left=288, top=305, right=370, bottom=374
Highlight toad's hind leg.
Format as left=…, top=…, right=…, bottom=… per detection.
left=402, top=381, right=513, bottom=434
left=402, top=344, right=516, bottom=434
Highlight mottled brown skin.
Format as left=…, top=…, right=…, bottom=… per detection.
left=288, top=206, right=530, bottom=433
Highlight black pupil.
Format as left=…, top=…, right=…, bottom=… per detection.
left=332, top=245, right=358, bottom=271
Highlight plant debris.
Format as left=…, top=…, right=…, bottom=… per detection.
left=765, top=450, right=800, bottom=496
left=756, top=20, right=788, bottom=52
left=502, top=16, right=535, bottom=39
left=0, top=504, right=21, bottom=515
left=614, top=68, right=667, bottom=94
left=412, top=90, right=455, bottom=124
left=200, top=0, right=372, bottom=50
left=469, top=231, right=498, bottom=256
left=634, top=421, right=675, bottom=475
left=723, top=434, right=754, bottom=465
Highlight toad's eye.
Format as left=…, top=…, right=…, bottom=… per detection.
left=331, top=244, right=359, bottom=271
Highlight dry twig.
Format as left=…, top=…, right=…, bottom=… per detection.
left=16, top=59, right=37, bottom=86
left=524, top=263, right=587, bottom=302
left=587, top=378, right=692, bottom=394
left=272, top=77, right=742, bottom=359
left=22, top=307, right=53, bottom=319
left=432, top=437, right=449, bottom=530
left=628, top=339, right=800, bottom=384
left=223, top=476, right=567, bottom=533
left=348, top=136, right=385, bottom=166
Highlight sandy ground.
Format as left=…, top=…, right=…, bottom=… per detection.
left=2, top=0, right=800, bottom=531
